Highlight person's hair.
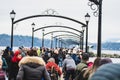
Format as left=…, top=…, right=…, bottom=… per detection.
left=99, top=58, right=112, bottom=66
left=92, top=57, right=101, bottom=72
left=83, top=57, right=101, bottom=79
left=27, top=49, right=38, bottom=56
left=47, top=57, right=55, bottom=62
left=82, top=53, right=89, bottom=61
left=84, top=57, right=113, bottom=80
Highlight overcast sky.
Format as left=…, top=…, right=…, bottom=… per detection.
left=0, top=0, right=120, bottom=43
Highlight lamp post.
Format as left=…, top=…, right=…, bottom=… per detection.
left=10, top=10, right=16, bottom=50
left=60, top=38, right=62, bottom=48
left=58, top=37, right=60, bottom=48
left=61, top=39, right=62, bottom=48
left=81, top=26, right=85, bottom=52
left=51, top=33, right=53, bottom=49
left=80, top=35, right=82, bottom=50
left=31, top=23, right=35, bottom=48
left=55, top=38, right=57, bottom=49
left=85, top=13, right=90, bottom=53
left=42, top=29, right=45, bottom=48
left=88, top=0, right=103, bottom=57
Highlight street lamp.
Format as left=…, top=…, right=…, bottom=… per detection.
left=51, top=33, right=53, bottom=49
left=58, top=37, right=61, bottom=48
left=79, top=34, right=82, bottom=50
left=42, top=29, right=45, bottom=48
left=10, top=10, right=16, bottom=50
left=61, top=39, right=63, bottom=48
left=31, top=23, right=35, bottom=48
left=81, top=26, right=86, bottom=52
left=88, top=0, right=103, bottom=57
left=55, top=38, right=58, bottom=49
left=85, top=13, right=90, bottom=53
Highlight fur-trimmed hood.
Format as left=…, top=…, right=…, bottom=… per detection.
left=19, top=56, right=45, bottom=67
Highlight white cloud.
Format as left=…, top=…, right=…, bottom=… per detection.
left=0, top=0, right=120, bottom=43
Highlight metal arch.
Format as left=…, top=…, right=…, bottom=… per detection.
left=56, top=37, right=79, bottom=47
left=13, top=15, right=86, bottom=26
left=34, top=25, right=83, bottom=33
left=54, top=35, right=80, bottom=47
left=58, top=38, right=79, bottom=44
left=56, top=36, right=80, bottom=39
left=55, top=36, right=80, bottom=43
left=44, top=30, right=80, bottom=37
left=53, top=34, right=80, bottom=39
left=55, top=36, right=80, bottom=41
left=54, top=36, right=80, bottom=44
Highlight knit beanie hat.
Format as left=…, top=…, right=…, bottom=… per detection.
left=90, top=63, right=120, bottom=80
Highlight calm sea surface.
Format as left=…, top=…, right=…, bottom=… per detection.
left=89, top=57, right=120, bottom=63
left=90, top=49, right=120, bottom=55
left=89, top=49, right=120, bottom=63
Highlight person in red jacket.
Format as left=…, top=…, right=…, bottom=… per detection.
left=46, top=57, right=62, bottom=77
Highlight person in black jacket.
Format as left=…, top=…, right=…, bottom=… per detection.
left=16, top=49, right=51, bottom=80
left=9, top=50, right=23, bottom=80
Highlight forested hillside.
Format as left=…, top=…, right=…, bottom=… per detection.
left=0, top=34, right=120, bottom=50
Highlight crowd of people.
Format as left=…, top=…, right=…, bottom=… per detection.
left=0, top=46, right=119, bottom=80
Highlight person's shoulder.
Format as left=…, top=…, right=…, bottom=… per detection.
left=97, top=63, right=120, bottom=72
left=90, top=63, right=120, bottom=80
left=76, top=62, right=87, bottom=69
left=77, top=62, right=87, bottom=66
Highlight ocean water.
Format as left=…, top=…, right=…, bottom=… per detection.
left=90, top=49, right=120, bottom=55
left=89, top=57, right=120, bottom=63
left=89, top=49, right=120, bottom=63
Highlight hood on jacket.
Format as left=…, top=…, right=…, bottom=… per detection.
left=19, top=56, right=45, bottom=67
left=25, top=62, right=42, bottom=68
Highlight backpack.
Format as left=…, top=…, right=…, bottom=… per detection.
left=0, top=70, right=5, bottom=80
left=74, top=67, right=88, bottom=80
left=74, top=62, right=88, bottom=80
left=48, top=66, right=58, bottom=80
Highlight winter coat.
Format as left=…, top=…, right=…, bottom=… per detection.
left=16, top=56, right=51, bottom=80
left=9, top=50, right=22, bottom=80
left=75, top=61, right=88, bottom=76
left=0, top=69, right=5, bottom=80
left=76, top=61, right=88, bottom=71
left=1, top=57, right=8, bottom=71
left=62, top=55, right=76, bottom=70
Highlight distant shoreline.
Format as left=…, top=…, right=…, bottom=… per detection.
left=89, top=57, right=120, bottom=63
left=1, top=46, right=120, bottom=54
left=91, top=49, right=120, bottom=55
